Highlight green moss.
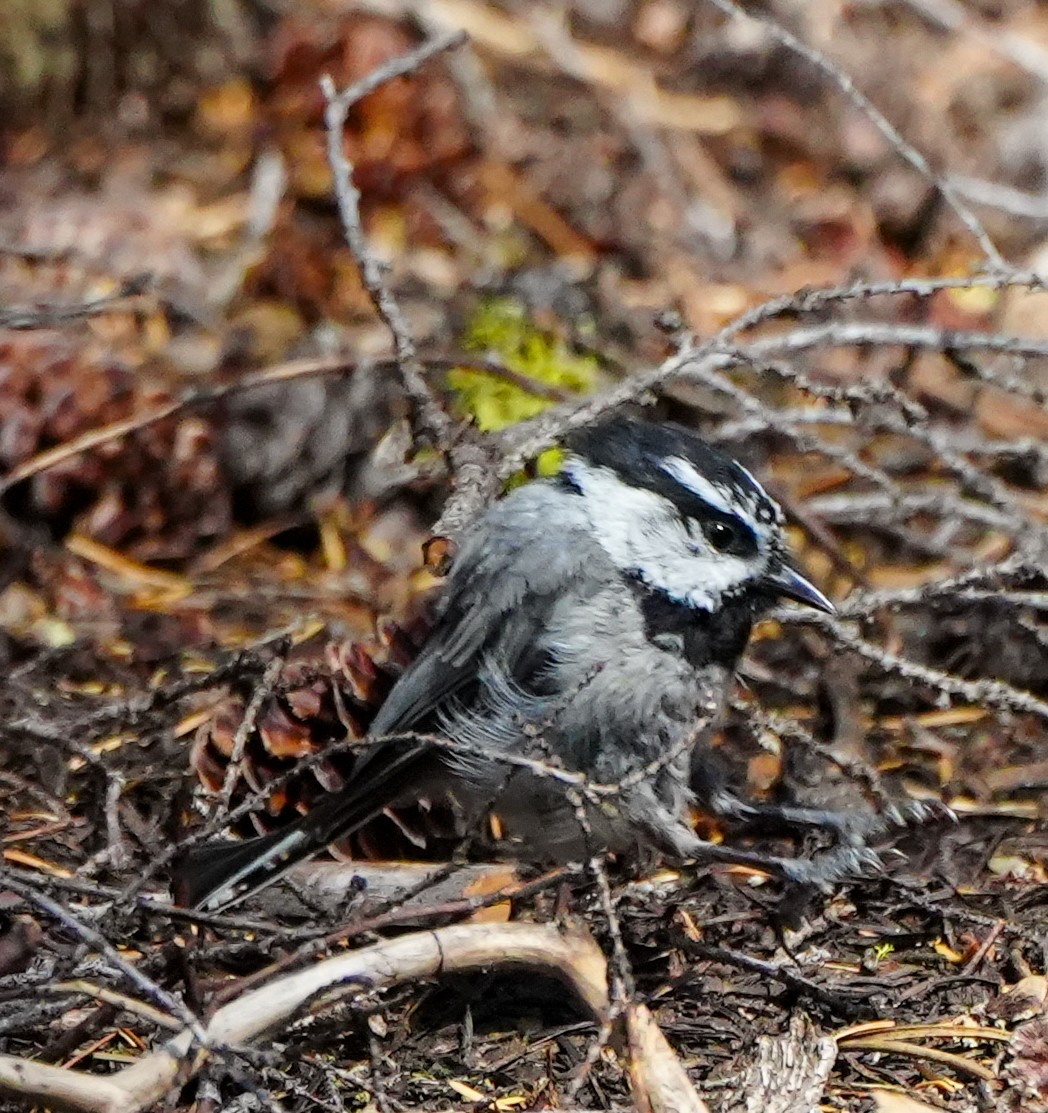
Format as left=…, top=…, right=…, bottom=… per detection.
left=447, top=297, right=598, bottom=480
left=449, top=297, right=598, bottom=428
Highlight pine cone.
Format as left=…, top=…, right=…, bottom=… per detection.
left=0, top=331, right=230, bottom=560
left=190, top=612, right=464, bottom=861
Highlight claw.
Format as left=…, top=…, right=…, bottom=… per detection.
left=882, top=803, right=907, bottom=829
left=897, top=799, right=957, bottom=826
left=852, top=846, right=888, bottom=875
left=777, top=843, right=887, bottom=888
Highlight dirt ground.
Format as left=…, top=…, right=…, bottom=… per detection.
left=2, top=2, right=1048, bottom=1110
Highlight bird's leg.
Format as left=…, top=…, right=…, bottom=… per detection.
left=643, top=816, right=886, bottom=889
left=704, top=789, right=954, bottom=845
left=635, top=790, right=954, bottom=891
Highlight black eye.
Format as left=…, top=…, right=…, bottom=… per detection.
left=706, top=521, right=739, bottom=552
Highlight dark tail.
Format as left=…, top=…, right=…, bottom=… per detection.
left=175, top=742, right=433, bottom=912
left=174, top=830, right=299, bottom=910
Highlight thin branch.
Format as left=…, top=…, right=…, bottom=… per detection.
left=216, top=650, right=288, bottom=818
left=715, top=270, right=1044, bottom=340
left=319, top=30, right=465, bottom=449
left=745, top=320, right=1048, bottom=368
left=0, top=874, right=205, bottom=1045
left=951, top=174, right=1048, bottom=220
left=704, top=0, right=1008, bottom=268
left=0, top=351, right=554, bottom=497
left=783, top=610, right=1048, bottom=723
left=0, top=276, right=150, bottom=329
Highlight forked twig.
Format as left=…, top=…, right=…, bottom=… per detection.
left=319, top=30, right=465, bottom=450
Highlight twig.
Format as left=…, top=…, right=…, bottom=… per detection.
left=704, top=0, right=1008, bottom=269
left=208, top=865, right=577, bottom=1008
left=951, top=174, right=1048, bottom=220
left=901, top=0, right=1048, bottom=85
left=216, top=650, right=288, bottom=818
left=626, top=1003, right=712, bottom=1113
left=0, top=276, right=150, bottom=329
left=783, top=610, right=1048, bottom=723
left=46, top=982, right=183, bottom=1033
left=319, top=30, right=465, bottom=450
left=745, top=320, right=1048, bottom=368
left=682, top=942, right=869, bottom=1018
left=716, top=270, right=1044, bottom=340
left=839, top=1037, right=997, bottom=1081
left=0, top=352, right=551, bottom=498
left=0, top=873, right=205, bottom=1045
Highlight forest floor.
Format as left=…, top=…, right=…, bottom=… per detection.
left=2, top=2, right=1048, bottom=1110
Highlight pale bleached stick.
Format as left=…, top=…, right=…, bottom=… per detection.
left=0, top=921, right=609, bottom=1113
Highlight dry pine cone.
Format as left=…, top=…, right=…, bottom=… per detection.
left=190, top=614, right=470, bottom=862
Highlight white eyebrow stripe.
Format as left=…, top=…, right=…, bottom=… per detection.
left=661, top=456, right=737, bottom=517
left=735, top=462, right=770, bottom=504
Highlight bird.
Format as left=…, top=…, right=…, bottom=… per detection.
left=177, top=414, right=903, bottom=912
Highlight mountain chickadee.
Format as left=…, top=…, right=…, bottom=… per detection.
left=179, top=416, right=909, bottom=911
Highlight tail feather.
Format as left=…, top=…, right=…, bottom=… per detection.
left=175, top=829, right=304, bottom=911
left=176, top=741, right=434, bottom=912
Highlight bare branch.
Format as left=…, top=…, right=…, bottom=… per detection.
left=0, top=275, right=150, bottom=329
left=716, top=271, right=1045, bottom=340
left=0, top=874, right=205, bottom=1044
left=319, top=31, right=465, bottom=450
left=705, top=0, right=1008, bottom=269
left=783, top=610, right=1048, bottom=723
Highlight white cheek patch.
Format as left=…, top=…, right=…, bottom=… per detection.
left=564, top=460, right=757, bottom=610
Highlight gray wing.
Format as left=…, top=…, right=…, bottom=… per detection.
left=177, top=486, right=603, bottom=911
left=370, top=485, right=603, bottom=736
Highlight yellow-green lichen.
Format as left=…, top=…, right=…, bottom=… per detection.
left=448, top=298, right=599, bottom=477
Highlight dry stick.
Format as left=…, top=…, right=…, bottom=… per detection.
left=216, top=651, right=288, bottom=818
left=732, top=698, right=890, bottom=811
left=808, top=489, right=1018, bottom=534
left=626, top=1003, right=713, bottom=1113
left=901, top=0, right=1048, bottom=85
left=746, top=321, right=1048, bottom=389
left=209, top=865, right=577, bottom=1009
left=0, top=356, right=349, bottom=496
left=704, top=0, right=1007, bottom=270
left=45, top=983, right=183, bottom=1033
left=0, top=275, right=150, bottom=329
left=560, top=716, right=719, bottom=1104
left=0, top=867, right=339, bottom=938
left=319, top=29, right=465, bottom=450
left=563, top=855, right=628, bottom=1105
left=951, top=174, right=1048, bottom=220
left=839, top=1038, right=997, bottom=1082
left=715, top=270, right=1044, bottom=341
left=1, top=272, right=1041, bottom=515
left=722, top=343, right=1048, bottom=547
left=682, top=943, right=868, bottom=1017
left=0, top=353, right=547, bottom=498
left=826, top=556, right=1033, bottom=616
left=784, top=609, right=1048, bottom=723
left=681, top=347, right=1048, bottom=555
left=0, top=922, right=610, bottom=1113
left=0, top=874, right=205, bottom=1046
left=451, top=275, right=1043, bottom=520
